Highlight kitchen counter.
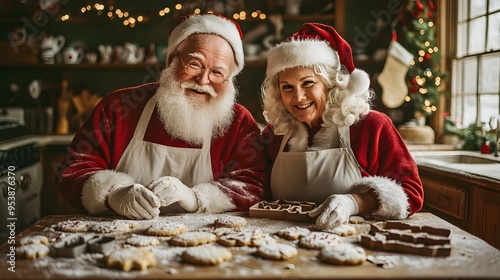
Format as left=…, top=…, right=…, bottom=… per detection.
left=0, top=134, right=74, bottom=150
left=0, top=212, right=499, bottom=279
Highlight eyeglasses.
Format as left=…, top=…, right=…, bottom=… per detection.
left=179, top=55, right=230, bottom=84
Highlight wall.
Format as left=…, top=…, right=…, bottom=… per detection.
left=1, top=0, right=339, bottom=128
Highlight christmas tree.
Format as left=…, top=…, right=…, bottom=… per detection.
left=400, top=0, right=446, bottom=117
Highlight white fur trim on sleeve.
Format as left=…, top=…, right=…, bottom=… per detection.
left=192, top=183, right=235, bottom=214
left=351, top=176, right=410, bottom=220
left=81, top=170, right=135, bottom=215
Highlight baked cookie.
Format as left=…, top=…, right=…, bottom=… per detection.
left=114, top=220, right=139, bottom=228
left=250, top=234, right=277, bottom=247
left=16, top=244, right=50, bottom=259
left=145, top=222, right=187, bottom=237
left=55, top=220, right=88, bottom=232
left=201, top=226, right=242, bottom=237
left=275, top=226, right=310, bottom=240
left=90, top=222, right=131, bottom=234
left=298, top=232, right=342, bottom=250
left=319, top=244, right=366, bottom=265
left=349, top=216, right=365, bottom=224
left=182, top=245, right=232, bottom=265
left=169, top=232, right=217, bottom=247
left=126, top=235, right=160, bottom=247
left=214, top=216, right=247, bottom=228
left=257, top=243, right=298, bottom=261
left=326, top=224, right=357, bottom=236
left=217, top=229, right=263, bottom=247
left=19, top=235, right=49, bottom=246
left=104, top=248, right=156, bottom=271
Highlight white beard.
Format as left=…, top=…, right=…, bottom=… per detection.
left=154, top=61, right=236, bottom=146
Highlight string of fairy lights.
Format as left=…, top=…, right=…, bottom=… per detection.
left=59, top=3, right=267, bottom=27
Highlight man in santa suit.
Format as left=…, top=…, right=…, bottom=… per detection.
left=261, top=23, right=424, bottom=229
left=56, top=13, right=266, bottom=220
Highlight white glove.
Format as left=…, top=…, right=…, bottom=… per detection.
left=107, top=183, right=161, bottom=220
left=147, top=176, right=198, bottom=212
left=308, top=194, right=359, bottom=230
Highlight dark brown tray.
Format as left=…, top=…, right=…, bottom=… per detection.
left=359, top=221, right=452, bottom=257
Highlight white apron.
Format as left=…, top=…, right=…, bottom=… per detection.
left=116, top=97, right=213, bottom=212
left=270, top=125, right=362, bottom=204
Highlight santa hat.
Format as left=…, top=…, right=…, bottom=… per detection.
left=266, top=23, right=370, bottom=94
left=167, top=13, right=244, bottom=75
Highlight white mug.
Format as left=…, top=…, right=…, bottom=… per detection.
left=85, top=52, right=98, bottom=64
left=62, top=47, right=84, bottom=64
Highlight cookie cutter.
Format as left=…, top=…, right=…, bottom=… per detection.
left=359, top=221, right=452, bottom=257
left=54, top=235, right=92, bottom=258
left=87, top=236, right=116, bottom=253
left=53, top=235, right=116, bottom=257
left=249, top=199, right=317, bottom=222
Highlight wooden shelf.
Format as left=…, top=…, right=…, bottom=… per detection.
left=0, top=59, right=267, bottom=69
left=281, top=14, right=334, bottom=21
left=0, top=63, right=162, bottom=69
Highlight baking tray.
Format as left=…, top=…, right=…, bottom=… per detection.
left=249, top=199, right=317, bottom=222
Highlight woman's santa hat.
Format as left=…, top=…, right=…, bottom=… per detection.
left=266, top=23, right=370, bottom=94
left=167, top=13, right=245, bottom=76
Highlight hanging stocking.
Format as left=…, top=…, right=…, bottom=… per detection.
left=377, top=40, right=414, bottom=109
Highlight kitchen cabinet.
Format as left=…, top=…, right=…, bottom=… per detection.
left=472, top=188, right=500, bottom=250
left=417, top=165, right=500, bottom=249
left=39, top=144, right=79, bottom=216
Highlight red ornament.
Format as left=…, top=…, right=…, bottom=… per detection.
left=428, top=0, right=435, bottom=11
left=416, top=0, right=425, bottom=11
left=424, top=53, right=431, bottom=60
left=427, top=10, right=433, bottom=19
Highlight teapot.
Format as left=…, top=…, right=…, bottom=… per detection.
left=40, top=35, right=65, bottom=64
left=98, top=44, right=112, bottom=64
left=124, top=42, right=145, bottom=64
left=62, top=47, right=84, bottom=64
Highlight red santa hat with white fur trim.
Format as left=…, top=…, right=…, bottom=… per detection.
left=266, top=23, right=370, bottom=95
left=167, top=13, right=244, bottom=76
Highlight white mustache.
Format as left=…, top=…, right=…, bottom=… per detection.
left=181, top=80, right=218, bottom=97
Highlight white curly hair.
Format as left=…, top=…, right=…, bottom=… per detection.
left=261, top=64, right=374, bottom=136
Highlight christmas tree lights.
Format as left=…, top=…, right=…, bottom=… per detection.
left=400, top=0, right=446, bottom=117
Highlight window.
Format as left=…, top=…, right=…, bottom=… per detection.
left=451, top=0, right=500, bottom=128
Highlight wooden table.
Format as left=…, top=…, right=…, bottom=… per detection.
left=1, top=212, right=499, bottom=279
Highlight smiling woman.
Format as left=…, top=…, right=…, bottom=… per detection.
left=260, top=22, right=424, bottom=231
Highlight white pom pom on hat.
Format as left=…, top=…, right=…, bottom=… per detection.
left=266, top=22, right=370, bottom=93
left=167, top=13, right=245, bottom=76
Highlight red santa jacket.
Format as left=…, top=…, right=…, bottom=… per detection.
left=56, top=82, right=266, bottom=214
left=262, top=110, right=424, bottom=219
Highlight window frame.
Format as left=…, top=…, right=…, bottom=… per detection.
left=449, top=0, right=500, bottom=128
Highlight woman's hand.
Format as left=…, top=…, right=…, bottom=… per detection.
left=308, top=194, right=359, bottom=229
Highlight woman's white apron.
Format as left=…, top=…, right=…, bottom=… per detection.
left=270, top=125, right=362, bottom=204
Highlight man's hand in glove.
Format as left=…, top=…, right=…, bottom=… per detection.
left=147, top=176, right=198, bottom=212
left=308, top=194, right=359, bottom=230
left=107, top=183, right=161, bottom=220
